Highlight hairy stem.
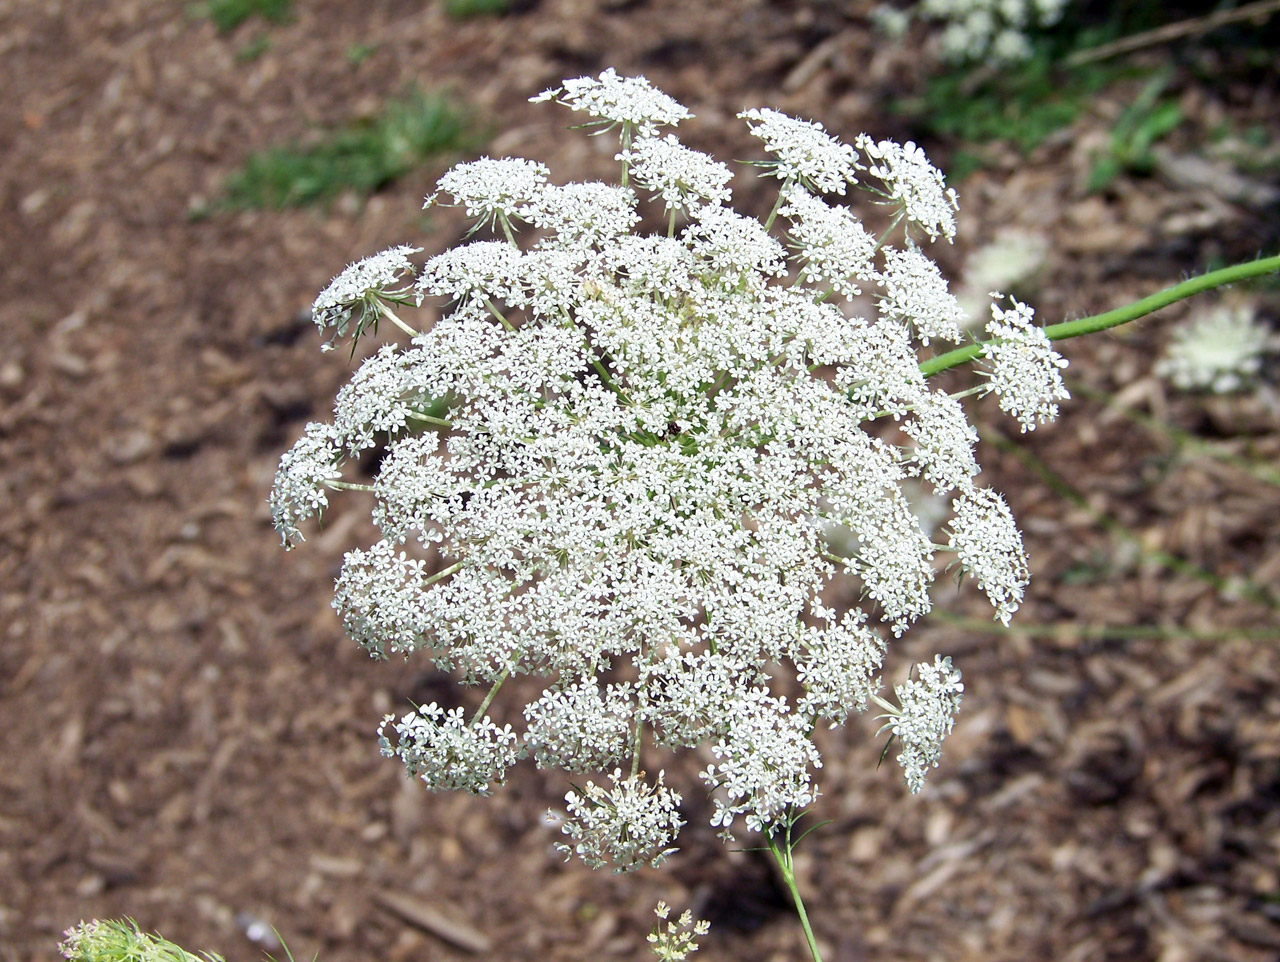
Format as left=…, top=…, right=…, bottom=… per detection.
left=919, top=255, right=1280, bottom=379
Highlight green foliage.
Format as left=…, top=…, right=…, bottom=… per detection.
left=345, top=42, right=377, bottom=64
left=1086, top=70, right=1183, bottom=192
left=896, top=41, right=1132, bottom=156
left=443, top=0, right=511, bottom=19
left=222, top=90, right=475, bottom=210
left=235, top=32, right=271, bottom=63
left=896, top=3, right=1275, bottom=175
left=202, top=0, right=292, bottom=33
left=59, top=919, right=223, bottom=962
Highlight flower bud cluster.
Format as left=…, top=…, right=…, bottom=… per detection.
left=273, top=71, right=1067, bottom=869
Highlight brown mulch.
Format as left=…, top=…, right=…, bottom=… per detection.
left=1, top=2, right=1278, bottom=961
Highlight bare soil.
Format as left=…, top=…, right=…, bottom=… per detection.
left=2, top=2, right=1278, bottom=961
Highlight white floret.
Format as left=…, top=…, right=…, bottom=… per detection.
left=779, top=187, right=878, bottom=296
left=618, top=133, right=733, bottom=211
left=981, top=295, right=1070, bottom=431
left=312, top=245, right=421, bottom=340
left=269, top=420, right=342, bottom=547
left=558, top=769, right=685, bottom=871
left=380, top=703, right=520, bottom=795
left=856, top=135, right=959, bottom=242
left=1155, top=302, right=1274, bottom=394
left=739, top=107, right=860, bottom=195
left=883, top=654, right=964, bottom=793
left=879, top=243, right=966, bottom=343
left=948, top=486, right=1029, bottom=625
left=430, top=156, right=549, bottom=229
left=532, top=67, right=691, bottom=133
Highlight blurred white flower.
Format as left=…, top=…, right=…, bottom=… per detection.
left=1156, top=301, right=1275, bottom=394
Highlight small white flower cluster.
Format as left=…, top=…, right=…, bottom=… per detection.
left=873, top=0, right=1070, bottom=64
left=559, top=769, right=685, bottom=871
left=882, top=655, right=965, bottom=793
left=274, top=71, right=1064, bottom=869
left=1156, top=301, right=1275, bottom=394
left=981, top=295, right=1070, bottom=431
left=648, top=902, right=710, bottom=962
left=312, top=245, right=420, bottom=348
left=380, top=703, right=519, bottom=796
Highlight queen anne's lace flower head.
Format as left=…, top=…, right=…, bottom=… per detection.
left=619, top=133, right=733, bottom=211
left=856, top=135, right=959, bottom=241
left=380, top=703, right=520, bottom=795
left=531, top=67, right=691, bottom=134
left=276, top=73, right=1060, bottom=868
left=428, top=156, right=550, bottom=231
left=780, top=187, right=878, bottom=296
left=948, top=487, right=1029, bottom=625
left=269, top=420, right=341, bottom=547
left=558, top=769, right=685, bottom=871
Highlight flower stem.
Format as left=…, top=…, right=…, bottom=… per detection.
left=919, top=254, right=1280, bottom=379
left=470, top=666, right=510, bottom=726
left=379, top=303, right=419, bottom=338
left=767, top=827, right=823, bottom=962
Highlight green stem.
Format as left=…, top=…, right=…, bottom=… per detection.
left=407, top=411, right=453, bottom=429
left=379, top=303, right=419, bottom=338
left=767, top=828, right=823, bottom=962
left=919, top=255, right=1280, bottom=379
left=470, top=666, right=510, bottom=726
left=762, top=175, right=796, bottom=232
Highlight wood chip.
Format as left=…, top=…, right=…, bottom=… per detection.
left=374, top=889, right=492, bottom=955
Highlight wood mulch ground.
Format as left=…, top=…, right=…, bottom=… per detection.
left=1, top=2, right=1277, bottom=960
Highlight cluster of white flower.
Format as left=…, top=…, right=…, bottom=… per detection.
left=981, top=295, right=1070, bottom=431
left=380, top=703, right=520, bottom=796
left=559, top=769, right=685, bottom=871
left=274, top=71, right=1067, bottom=869
left=648, top=902, right=710, bottom=962
left=872, top=0, right=1070, bottom=64
left=880, top=655, right=966, bottom=793
left=1155, top=301, right=1275, bottom=394
left=312, top=245, right=420, bottom=348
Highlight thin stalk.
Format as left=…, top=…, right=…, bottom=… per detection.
left=379, top=303, right=419, bottom=338
left=326, top=480, right=374, bottom=492
left=407, top=411, right=454, bottom=429
left=470, top=666, right=510, bottom=726
left=762, top=175, right=796, bottom=232
left=872, top=209, right=905, bottom=253
left=483, top=298, right=516, bottom=333
left=766, top=828, right=823, bottom=962
left=919, top=255, right=1280, bottom=379
left=424, top=560, right=465, bottom=588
